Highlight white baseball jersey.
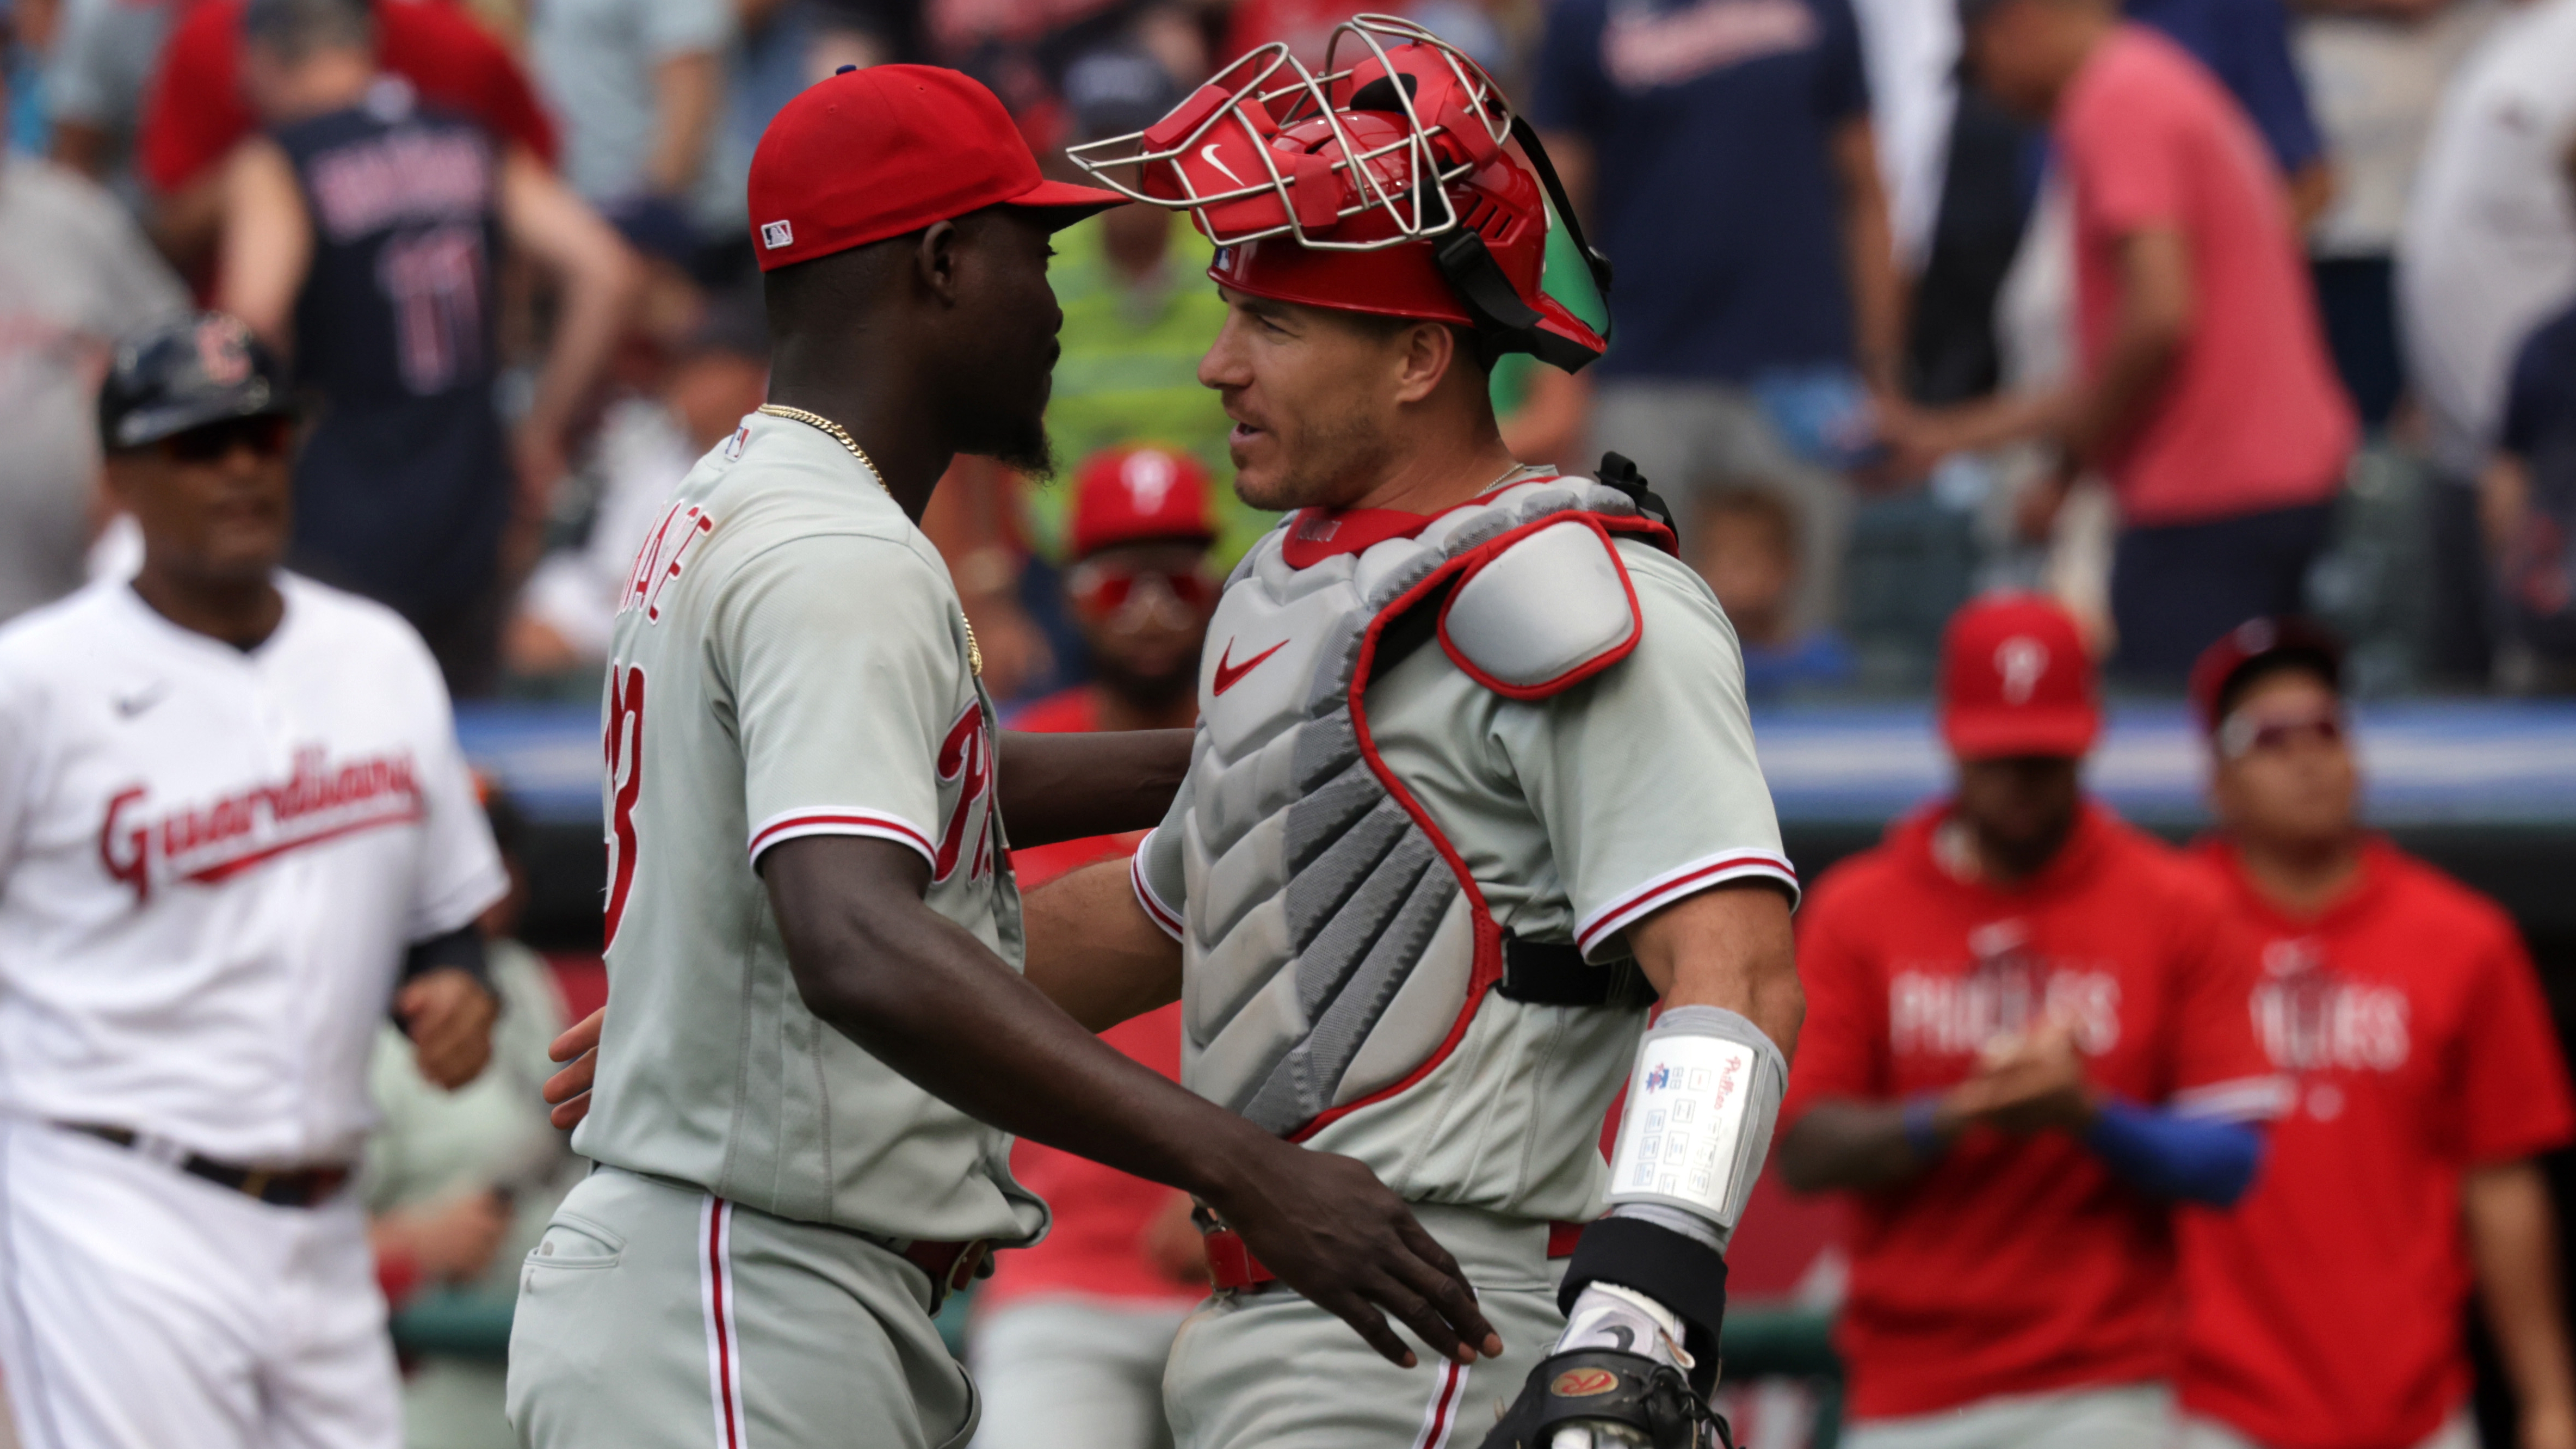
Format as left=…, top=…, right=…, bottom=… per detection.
left=1135, top=483, right=1795, bottom=1224
left=0, top=575, right=504, bottom=1166
left=569, top=411, right=1046, bottom=1247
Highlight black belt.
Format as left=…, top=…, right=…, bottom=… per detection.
left=56, top=1123, right=353, bottom=1208
left=1498, top=936, right=1650, bottom=1007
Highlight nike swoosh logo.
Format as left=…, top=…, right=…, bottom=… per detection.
left=114, top=683, right=169, bottom=718
left=1201, top=142, right=1244, bottom=187
left=1212, top=638, right=1287, bottom=696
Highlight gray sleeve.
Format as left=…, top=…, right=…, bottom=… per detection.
left=1499, top=545, right=1796, bottom=962
left=1132, top=767, right=1193, bottom=940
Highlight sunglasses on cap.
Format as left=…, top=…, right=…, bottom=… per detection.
left=2217, top=707, right=2344, bottom=761
left=160, top=415, right=293, bottom=465
left=1068, top=560, right=1217, bottom=621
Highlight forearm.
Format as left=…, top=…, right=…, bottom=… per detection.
left=1021, top=856, right=1183, bottom=1031
left=997, top=729, right=1192, bottom=847
left=1834, top=122, right=1905, bottom=394
left=2466, top=1161, right=2576, bottom=1423
left=2062, top=321, right=2182, bottom=465
left=522, top=258, right=631, bottom=458
left=1776, top=1097, right=1952, bottom=1193
left=1628, top=881, right=1801, bottom=1055
left=645, top=52, right=720, bottom=198
left=774, top=843, right=1265, bottom=1211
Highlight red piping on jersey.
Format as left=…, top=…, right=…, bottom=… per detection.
left=1420, top=1359, right=1468, bottom=1449
left=1574, top=852, right=1801, bottom=954
left=1288, top=509, right=1677, bottom=1143
left=706, top=1201, right=744, bottom=1449
left=1433, top=514, right=1645, bottom=701
left=1131, top=844, right=1184, bottom=939
left=746, top=810, right=934, bottom=865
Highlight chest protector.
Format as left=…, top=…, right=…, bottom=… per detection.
left=1178, top=472, right=1677, bottom=1138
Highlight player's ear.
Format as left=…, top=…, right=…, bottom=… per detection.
left=914, top=219, right=963, bottom=308
left=1392, top=319, right=1456, bottom=406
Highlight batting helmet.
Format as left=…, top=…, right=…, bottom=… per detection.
left=97, top=313, right=296, bottom=454
left=1067, top=15, right=1613, bottom=371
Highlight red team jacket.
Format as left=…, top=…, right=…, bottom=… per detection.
left=1785, top=803, right=2279, bottom=1420
left=2178, top=838, right=2576, bottom=1449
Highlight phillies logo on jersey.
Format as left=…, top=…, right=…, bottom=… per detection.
left=97, top=747, right=424, bottom=905
left=932, top=701, right=997, bottom=883
left=2250, top=936, right=2410, bottom=1074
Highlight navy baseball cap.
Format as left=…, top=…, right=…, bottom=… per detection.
left=97, top=313, right=298, bottom=453
left=2188, top=617, right=2346, bottom=736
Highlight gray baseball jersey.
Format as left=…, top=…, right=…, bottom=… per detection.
left=569, top=411, right=1044, bottom=1247
left=1134, top=482, right=1795, bottom=1225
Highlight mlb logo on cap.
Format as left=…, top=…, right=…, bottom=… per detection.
left=1937, top=594, right=2102, bottom=760
left=761, top=220, right=794, bottom=251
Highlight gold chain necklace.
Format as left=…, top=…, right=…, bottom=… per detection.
left=755, top=404, right=982, bottom=678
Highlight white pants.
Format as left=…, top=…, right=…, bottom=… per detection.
left=2179, top=1410, right=2479, bottom=1449
left=0, top=1120, right=399, bottom=1449
left=968, top=1296, right=1195, bottom=1449
left=1842, top=1384, right=2172, bottom=1449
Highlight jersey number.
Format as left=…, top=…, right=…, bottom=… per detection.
left=603, top=664, right=645, bottom=947
left=378, top=224, right=486, bottom=394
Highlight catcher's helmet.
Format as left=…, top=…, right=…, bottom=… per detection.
left=1068, top=16, right=1613, bottom=371
left=97, top=312, right=296, bottom=454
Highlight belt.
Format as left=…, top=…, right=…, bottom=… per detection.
left=56, top=1122, right=353, bottom=1208
left=1204, top=1219, right=1586, bottom=1291
left=884, top=1236, right=993, bottom=1311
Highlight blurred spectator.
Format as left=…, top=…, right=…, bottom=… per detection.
left=2294, top=0, right=2499, bottom=428
left=509, top=288, right=768, bottom=678
left=1702, top=484, right=1855, bottom=697
left=0, top=50, right=186, bottom=623
left=1033, top=48, right=1260, bottom=564
left=366, top=787, right=582, bottom=1449
left=1533, top=0, right=1903, bottom=633
left=215, top=0, right=634, bottom=696
left=1778, top=594, right=2278, bottom=1446
left=2486, top=294, right=2576, bottom=691
left=44, top=0, right=180, bottom=198
left=528, top=0, right=732, bottom=255
left=698, top=0, right=843, bottom=276
left=1893, top=0, right=2356, bottom=681
left=1221, top=0, right=1506, bottom=73
left=134, top=0, right=556, bottom=273
left=2177, top=619, right=2576, bottom=1449
left=2398, top=0, right=2576, bottom=686
left=972, top=443, right=1216, bottom=1449
left=2127, top=0, right=2330, bottom=217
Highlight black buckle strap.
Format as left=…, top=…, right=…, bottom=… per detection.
left=1499, top=935, right=1648, bottom=1007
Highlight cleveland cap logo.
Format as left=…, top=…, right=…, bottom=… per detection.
left=1995, top=636, right=2049, bottom=705
left=761, top=220, right=794, bottom=250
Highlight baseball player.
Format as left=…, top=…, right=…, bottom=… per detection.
left=2176, top=620, right=2576, bottom=1449
left=1775, top=595, right=2284, bottom=1447
left=504, top=65, right=1501, bottom=1449
left=0, top=312, right=506, bottom=1448
left=1042, top=23, right=1805, bottom=1447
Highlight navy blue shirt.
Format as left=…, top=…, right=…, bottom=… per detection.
left=1532, top=0, right=1869, bottom=383
left=273, top=80, right=510, bottom=615
left=2499, top=301, right=2576, bottom=649
left=2126, top=0, right=2322, bottom=176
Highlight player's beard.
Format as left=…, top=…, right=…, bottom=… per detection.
left=1236, top=406, right=1392, bottom=514
left=983, top=411, right=1058, bottom=481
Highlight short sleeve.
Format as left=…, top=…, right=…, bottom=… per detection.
left=404, top=643, right=508, bottom=941
left=641, top=0, right=735, bottom=57
left=2163, top=878, right=2289, bottom=1122
left=2456, top=917, right=2576, bottom=1166
left=2220, top=0, right=2323, bottom=175
left=1503, top=550, right=1798, bottom=961
left=720, top=535, right=961, bottom=871
left=1781, top=881, right=1887, bottom=1120
left=1811, top=0, right=1871, bottom=126
left=1529, top=0, right=1611, bottom=138
left=1132, top=779, right=1191, bottom=941
left=2062, top=64, right=2189, bottom=238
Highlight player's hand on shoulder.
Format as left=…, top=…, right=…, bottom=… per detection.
left=1203, top=1138, right=1504, bottom=1371
left=542, top=1007, right=604, bottom=1131
left=396, top=968, right=500, bottom=1091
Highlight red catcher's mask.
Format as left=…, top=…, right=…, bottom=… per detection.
left=1068, top=17, right=1613, bottom=372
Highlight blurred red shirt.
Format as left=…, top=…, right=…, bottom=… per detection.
left=2178, top=838, right=2576, bottom=1449
left=1784, top=803, right=2279, bottom=1421
left=985, top=685, right=1199, bottom=1308
left=2058, top=25, right=2354, bottom=528
left=138, top=0, right=557, bottom=196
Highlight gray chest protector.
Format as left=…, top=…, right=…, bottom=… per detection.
left=1175, top=472, right=1677, bottom=1138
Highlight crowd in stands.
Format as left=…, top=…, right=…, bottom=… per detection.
left=0, top=0, right=2566, bottom=704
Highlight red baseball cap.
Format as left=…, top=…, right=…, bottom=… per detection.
left=1938, top=594, right=2102, bottom=761
left=2186, top=616, right=2345, bottom=735
left=748, top=65, right=1122, bottom=272
left=1070, top=446, right=1218, bottom=557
